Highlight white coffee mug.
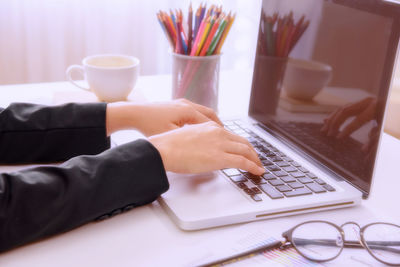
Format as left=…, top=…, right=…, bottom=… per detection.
left=66, top=54, right=140, bottom=102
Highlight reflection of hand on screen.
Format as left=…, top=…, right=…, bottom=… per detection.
left=321, top=97, right=377, bottom=138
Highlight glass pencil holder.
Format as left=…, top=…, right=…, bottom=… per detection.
left=171, top=53, right=221, bottom=111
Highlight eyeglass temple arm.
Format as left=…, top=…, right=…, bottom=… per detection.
left=292, top=238, right=400, bottom=254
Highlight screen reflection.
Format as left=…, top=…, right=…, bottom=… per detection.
left=249, top=0, right=399, bottom=195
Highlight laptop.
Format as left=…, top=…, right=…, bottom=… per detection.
left=159, top=0, right=400, bottom=230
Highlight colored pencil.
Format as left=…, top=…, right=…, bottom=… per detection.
left=215, top=13, right=235, bottom=54
left=157, top=13, right=174, bottom=48
left=190, top=15, right=207, bottom=56
left=157, top=4, right=234, bottom=56
left=196, top=16, right=212, bottom=55
left=188, top=3, right=193, bottom=54
left=199, top=17, right=221, bottom=56
left=206, top=15, right=227, bottom=55
left=193, top=7, right=201, bottom=41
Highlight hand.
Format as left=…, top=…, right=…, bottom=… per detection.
left=106, top=99, right=222, bottom=136
left=148, top=121, right=265, bottom=175
left=321, top=97, right=376, bottom=138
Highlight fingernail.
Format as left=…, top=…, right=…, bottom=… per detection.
left=258, top=166, right=265, bottom=174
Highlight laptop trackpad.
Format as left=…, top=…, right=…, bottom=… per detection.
left=160, top=171, right=254, bottom=221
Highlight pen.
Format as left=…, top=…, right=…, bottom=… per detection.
left=195, top=239, right=284, bottom=267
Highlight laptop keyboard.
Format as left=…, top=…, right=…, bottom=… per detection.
left=222, top=120, right=336, bottom=202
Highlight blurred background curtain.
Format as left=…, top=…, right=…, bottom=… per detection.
left=0, top=0, right=398, bottom=86
left=0, top=0, right=261, bottom=84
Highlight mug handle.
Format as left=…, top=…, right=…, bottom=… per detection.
left=66, top=65, right=90, bottom=91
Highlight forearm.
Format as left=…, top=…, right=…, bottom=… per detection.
left=0, top=139, right=169, bottom=252
left=0, top=103, right=110, bottom=164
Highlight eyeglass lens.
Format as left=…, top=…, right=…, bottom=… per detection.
left=363, top=223, right=400, bottom=265
left=291, top=222, right=343, bottom=261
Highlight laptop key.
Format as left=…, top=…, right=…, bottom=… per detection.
left=266, top=165, right=280, bottom=171
left=288, top=181, right=304, bottom=189
left=250, top=177, right=267, bottom=185
left=265, top=152, right=276, bottom=157
left=262, top=173, right=276, bottom=180
left=245, top=173, right=266, bottom=184
left=250, top=187, right=262, bottom=194
left=276, top=185, right=292, bottom=192
left=268, top=179, right=284, bottom=186
left=222, top=168, right=241, bottom=176
left=259, top=184, right=284, bottom=199
left=251, top=194, right=263, bottom=202
left=283, top=166, right=297, bottom=172
left=245, top=173, right=259, bottom=180
left=282, top=156, right=294, bottom=162
left=298, top=167, right=310, bottom=173
left=262, top=159, right=274, bottom=166
left=307, top=172, right=318, bottom=179
left=283, top=187, right=312, bottom=197
left=277, top=152, right=286, bottom=157
left=273, top=171, right=288, bottom=177
left=276, top=161, right=290, bottom=167
left=270, top=147, right=279, bottom=152
left=244, top=188, right=254, bottom=195
left=281, top=176, right=296, bottom=183
left=314, top=178, right=326, bottom=185
left=306, top=183, right=327, bottom=193
left=271, top=156, right=283, bottom=162
left=323, top=184, right=336, bottom=192
left=236, top=182, right=247, bottom=189
left=290, top=172, right=306, bottom=178
left=291, top=161, right=301, bottom=167
left=258, top=155, right=267, bottom=160
left=230, top=175, right=247, bottom=183
left=298, top=177, right=314, bottom=184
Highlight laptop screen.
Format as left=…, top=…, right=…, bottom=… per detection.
left=249, top=0, right=400, bottom=196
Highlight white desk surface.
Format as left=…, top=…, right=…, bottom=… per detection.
left=0, top=71, right=399, bottom=266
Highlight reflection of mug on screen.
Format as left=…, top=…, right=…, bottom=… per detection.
left=283, top=58, right=332, bottom=101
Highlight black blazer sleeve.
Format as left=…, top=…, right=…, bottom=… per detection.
left=0, top=102, right=110, bottom=164
left=0, top=139, right=169, bottom=252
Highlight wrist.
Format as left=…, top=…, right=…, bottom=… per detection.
left=106, top=102, right=141, bottom=136
left=148, top=134, right=171, bottom=171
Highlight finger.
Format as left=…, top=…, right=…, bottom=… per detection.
left=186, top=100, right=223, bottom=126
left=223, top=141, right=262, bottom=167
left=223, top=154, right=265, bottom=175
left=179, top=109, right=212, bottom=126
left=223, top=131, right=262, bottom=165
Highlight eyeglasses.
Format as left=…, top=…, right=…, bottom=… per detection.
left=282, top=220, right=400, bottom=266
left=198, top=220, right=400, bottom=267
